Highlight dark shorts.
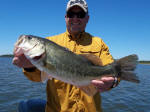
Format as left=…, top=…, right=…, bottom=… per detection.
left=18, top=99, right=46, bottom=112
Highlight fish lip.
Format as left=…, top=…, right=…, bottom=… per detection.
left=14, top=35, right=26, bottom=56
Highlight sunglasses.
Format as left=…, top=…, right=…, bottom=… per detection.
left=67, top=11, right=86, bottom=19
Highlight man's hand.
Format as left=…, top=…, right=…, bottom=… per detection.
left=12, top=54, right=34, bottom=68
left=12, top=44, right=35, bottom=68
left=91, top=76, right=115, bottom=92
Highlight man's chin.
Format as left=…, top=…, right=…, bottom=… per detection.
left=70, top=29, right=82, bottom=34
left=71, top=31, right=81, bottom=36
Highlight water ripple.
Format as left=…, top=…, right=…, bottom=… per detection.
left=0, top=58, right=150, bottom=112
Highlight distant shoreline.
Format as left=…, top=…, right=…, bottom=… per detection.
left=139, top=62, right=150, bottom=65
left=0, top=54, right=14, bottom=57
left=0, top=54, right=149, bottom=64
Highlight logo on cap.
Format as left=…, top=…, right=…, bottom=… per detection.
left=67, top=0, right=88, bottom=13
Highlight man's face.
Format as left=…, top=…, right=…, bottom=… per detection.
left=65, top=6, right=89, bottom=35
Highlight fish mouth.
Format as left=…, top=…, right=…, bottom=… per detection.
left=15, top=35, right=38, bottom=56
left=15, top=43, right=38, bottom=56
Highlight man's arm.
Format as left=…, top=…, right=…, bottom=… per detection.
left=91, top=39, right=120, bottom=92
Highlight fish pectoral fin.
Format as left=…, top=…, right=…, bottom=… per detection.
left=80, top=54, right=103, bottom=66
left=78, top=84, right=98, bottom=96
left=41, top=71, right=53, bottom=83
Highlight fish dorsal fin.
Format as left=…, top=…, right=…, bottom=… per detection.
left=80, top=54, right=103, bottom=66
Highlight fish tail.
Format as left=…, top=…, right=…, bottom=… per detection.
left=115, top=54, right=140, bottom=83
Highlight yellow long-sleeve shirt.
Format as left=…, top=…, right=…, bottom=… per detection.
left=23, top=31, right=114, bottom=112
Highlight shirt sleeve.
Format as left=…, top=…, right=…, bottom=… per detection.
left=23, top=68, right=42, bottom=82
left=99, top=39, right=121, bottom=87
left=99, top=39, right=114, bottom=66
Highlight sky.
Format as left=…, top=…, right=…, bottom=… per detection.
left=0, top=0, right=150, bottom=60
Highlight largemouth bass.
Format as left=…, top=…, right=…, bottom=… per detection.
left=14, top=35, right=140, bottom=95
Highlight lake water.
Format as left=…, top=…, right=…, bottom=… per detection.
left=0, top=57, right=150, bottom=112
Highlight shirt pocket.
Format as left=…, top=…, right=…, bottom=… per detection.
left=79, top=47, right=100, bottom=55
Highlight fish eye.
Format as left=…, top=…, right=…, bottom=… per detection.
left=28, top=36, right=32, bottom=40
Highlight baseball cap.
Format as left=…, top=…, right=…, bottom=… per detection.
left=66, top=0, right=88, bottom=13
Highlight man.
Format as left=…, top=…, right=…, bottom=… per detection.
left=13, top=0, right=119, bottom=112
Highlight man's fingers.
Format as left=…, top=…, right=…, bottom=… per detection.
left=12, top=57, right=18, bottom=65
left=91, top=77, right=115, bottom=92
left=100, top=76, right=114, bottom=82
left=12, top=57, right=22, bottom=68
left=91, top=80, right=104, bottom=85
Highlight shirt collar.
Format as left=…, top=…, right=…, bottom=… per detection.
left=66, top=30, right=85, bottom=41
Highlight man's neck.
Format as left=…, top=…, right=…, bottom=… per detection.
left=70, top=33, right=81, bottom=39
left=69, top=31, right=85, bottom=40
